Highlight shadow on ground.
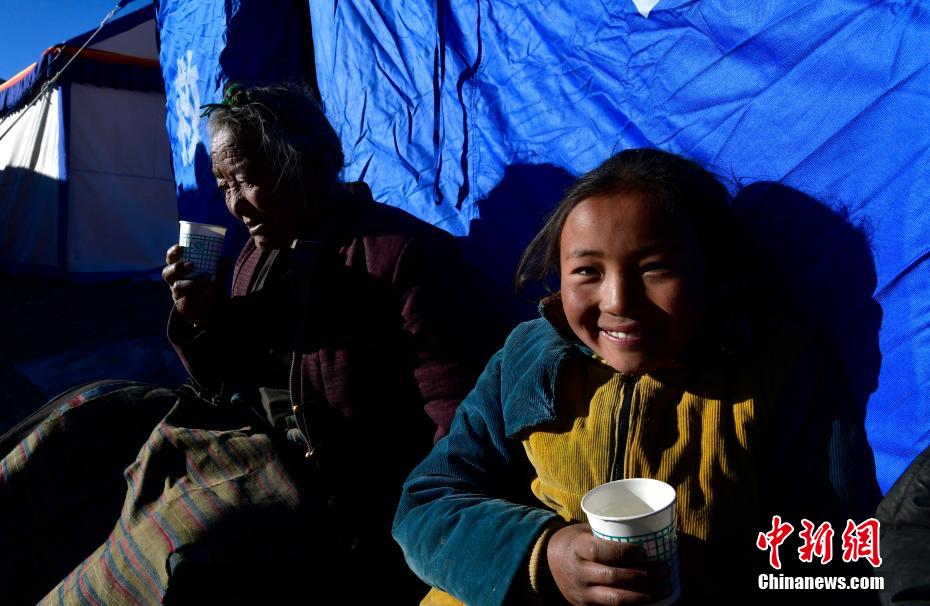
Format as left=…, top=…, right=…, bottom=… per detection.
left=0, top=275, right=186, bottom=434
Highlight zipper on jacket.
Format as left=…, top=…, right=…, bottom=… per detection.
left=289, top=350, right=317, bottom=462
left=610, top=375, right=637, bottom=482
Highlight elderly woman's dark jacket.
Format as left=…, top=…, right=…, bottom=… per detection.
left=877, top=445, right=930, bottom=606
left=167, top=183, right=503, bottom=596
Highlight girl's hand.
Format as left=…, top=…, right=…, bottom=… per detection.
left=163, top=244, right=229, bottom=327
left=546, top=523, right=671, bottom=605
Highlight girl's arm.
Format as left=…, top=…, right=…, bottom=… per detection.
left=392, top=349, right=560, bottom=606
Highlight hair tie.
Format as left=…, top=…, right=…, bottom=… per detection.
left=199, top=82, right=251, bottom=118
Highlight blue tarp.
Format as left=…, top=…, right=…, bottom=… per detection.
left=310, top=0, right=930, bottom=493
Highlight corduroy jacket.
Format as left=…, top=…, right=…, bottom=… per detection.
left=393, top=300, right=881, bottom=605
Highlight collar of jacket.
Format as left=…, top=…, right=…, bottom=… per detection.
left=290, top=181, right=374, bottom=252
left=500, top=293, right=700, bottom=438
left=497, top=294, right=589, bottom=438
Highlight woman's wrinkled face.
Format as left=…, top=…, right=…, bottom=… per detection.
left=210, top=126, right=300, bottom=250
left=559, top=191, right=708, bottom=375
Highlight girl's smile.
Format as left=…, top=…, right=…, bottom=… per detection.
left=599, top=325, right=647, bottom=345
left=559, top=191, right=708, bottom=374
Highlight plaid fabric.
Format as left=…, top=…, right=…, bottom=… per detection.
left=1, top=383, right=331, bottom=605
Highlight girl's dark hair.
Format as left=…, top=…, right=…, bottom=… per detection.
left=515, top=148, right=746, bottom=299
left=203, top=82, right=345, bottom=197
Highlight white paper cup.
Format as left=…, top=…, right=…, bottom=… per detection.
left=581, top=478, right=681, bottom=606
left=178, top=221, right=227, bottom=279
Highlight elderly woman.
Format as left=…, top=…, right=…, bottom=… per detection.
left=0, top=83, right=500, bottom=604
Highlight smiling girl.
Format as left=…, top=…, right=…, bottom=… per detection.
left=393, top=149, right=880, bottom=605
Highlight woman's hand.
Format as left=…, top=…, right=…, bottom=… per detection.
left=546, top=523, right=671, bottom=605
left=163, top=245, right=229, bottom=327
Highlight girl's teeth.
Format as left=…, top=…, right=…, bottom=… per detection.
left=604, top=330, right=638, bottom=339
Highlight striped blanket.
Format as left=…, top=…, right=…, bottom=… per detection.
left=0, top=383, right=342, bottom=605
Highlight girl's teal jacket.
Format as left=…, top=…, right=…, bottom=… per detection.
left=392, top=306, right=880, bottom=605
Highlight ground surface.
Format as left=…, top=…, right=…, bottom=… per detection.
left=0, top=273, right=184, bottom=434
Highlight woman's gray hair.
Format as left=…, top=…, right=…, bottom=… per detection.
left=204, top=82, right=345, bottom=198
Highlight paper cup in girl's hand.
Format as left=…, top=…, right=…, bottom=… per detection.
left=581, top=478, right=681, bottom=606
left=178, top=221, right=226, bottom=279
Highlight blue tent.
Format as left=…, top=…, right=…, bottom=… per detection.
left=306, top=0, right=929, bottom=495
left=155, top=0, right=930, bottom=493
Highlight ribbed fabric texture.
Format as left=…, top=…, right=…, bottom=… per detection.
left=418, top=352, right=768, bottom=604
left=397, top=308, right=879, bottom=605
left=421, top=587, right=468, bottom=606
left=527, top=522, right=561, bottom=602
left=522, top=354, right=765, bottom=599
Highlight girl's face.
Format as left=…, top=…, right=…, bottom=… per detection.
left=559, top=191, right=708, bottom=374
left=211, top=126, right=302, bottom=250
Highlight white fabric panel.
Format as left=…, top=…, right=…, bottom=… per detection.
left=0, top=89, right=62, bottom=269
left=69, top=84, right=173, bottom=176
left=0, top=89, right=61, bottom=177
left=67, top=171, right=176, bottom=272
left=88, top=19, right=158, bottom=59
left=68, top=84, right=176, bottom=273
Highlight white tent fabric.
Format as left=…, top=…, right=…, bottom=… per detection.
left=0, top=6, right=177, bottom=279
left=0, top=90, right=63, bottom=270
left=67, top=84, right=175, bottom=274
left=86, top=16, right=158, bottom=58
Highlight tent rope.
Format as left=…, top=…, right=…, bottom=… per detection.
left=0, top=1, right=130, bottom=144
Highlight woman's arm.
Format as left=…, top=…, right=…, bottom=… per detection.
left=166, top=243, right=293, bottom=395
left=167, top=295, right=288, bottom=395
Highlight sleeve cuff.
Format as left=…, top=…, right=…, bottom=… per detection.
left=167, top=306, right=202, bottom=347
left=528, top=520, right=564, bottom=600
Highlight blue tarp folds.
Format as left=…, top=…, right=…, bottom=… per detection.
left=311, top=0, right=930, bottom=492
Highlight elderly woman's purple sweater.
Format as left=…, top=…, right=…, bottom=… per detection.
left=167, top=184, right=504, bottom=597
